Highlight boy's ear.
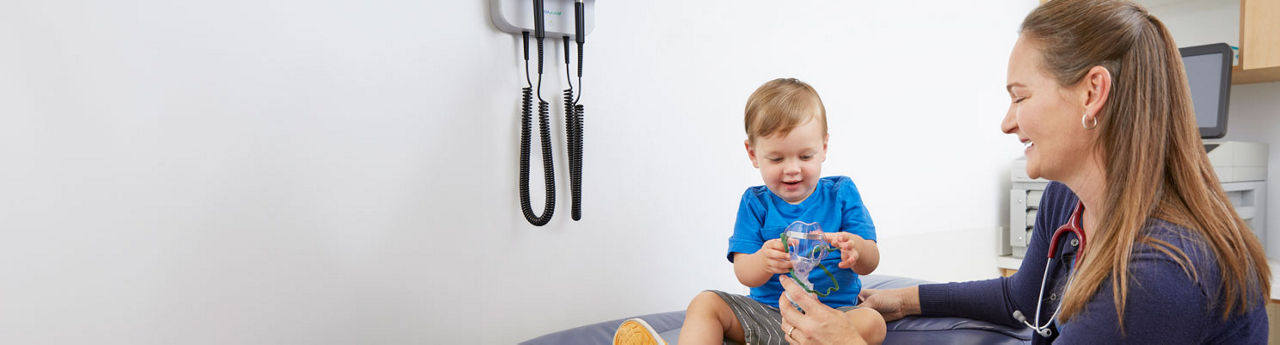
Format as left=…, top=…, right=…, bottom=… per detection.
left=745, top=139, right=760, bottom=168
left=822, top=134, right=829, bottom=162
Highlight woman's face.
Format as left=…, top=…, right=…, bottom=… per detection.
left=1001, top=36, right=1094, bottom=181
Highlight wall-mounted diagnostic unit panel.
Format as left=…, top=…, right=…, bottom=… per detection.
left=491, top=0, right=596, bottom=39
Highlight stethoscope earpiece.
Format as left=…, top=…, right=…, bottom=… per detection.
left=1039, top=327, right=1053, bottom=337
left=1012, top=310, right=1028, bottom=323
left=1014, top=309, right=1056, bottom=337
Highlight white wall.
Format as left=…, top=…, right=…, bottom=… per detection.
left=0, top=1, right=1041, bottom=344
left=1226, top=82, right=1280, bottom=255
left=1144, top=0, right=1239, bottom=49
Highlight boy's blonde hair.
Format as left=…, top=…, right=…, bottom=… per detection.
left=744, top=78, right=827, bottom=145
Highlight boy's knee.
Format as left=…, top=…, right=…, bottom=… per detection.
left=849, top=307, right=886, bottom=345
left=688, top=291, right=727, bottom=310
left=685, top=291, right=741, bottom=336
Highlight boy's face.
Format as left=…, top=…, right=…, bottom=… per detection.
left=746, top=118, right=828, bottom=204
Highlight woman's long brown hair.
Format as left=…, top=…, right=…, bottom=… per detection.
left=1021, top=0, right=1270, bottom=330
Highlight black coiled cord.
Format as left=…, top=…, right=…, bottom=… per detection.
left=562, top=35, right=584, bottom=221
left=563, top=88, right=583, bottom=220
left=519, top=31, right=555, bottom=226
left=572, top=102, right=583, bottom=220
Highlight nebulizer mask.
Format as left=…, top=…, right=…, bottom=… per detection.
left=782, top=221, right=840, bottom=298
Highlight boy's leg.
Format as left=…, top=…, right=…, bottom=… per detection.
left=678, top=291, right=746, bottom=345
left=845, top=307, right=887, bottom=345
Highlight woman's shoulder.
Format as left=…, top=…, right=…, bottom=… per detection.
left=1129, top=219, right=1220, bottom=295
left=1117, top=219, right=1267, bottom=340
left=1135, top=219, right=1211, bottom=260
left=1068, top=221, right=1261, bottom=342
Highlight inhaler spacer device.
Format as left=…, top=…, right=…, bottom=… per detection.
left=783, top=221, right=840, bottom=298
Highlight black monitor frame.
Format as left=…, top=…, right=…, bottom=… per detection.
left=1178, top=43, right=1233, bottom=139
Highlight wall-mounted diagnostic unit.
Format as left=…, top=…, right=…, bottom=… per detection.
left=492, top=0, right=596, bottom=226
left=491, top=0, right=596, bottom=37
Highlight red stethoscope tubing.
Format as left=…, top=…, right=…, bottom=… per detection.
left=1018, top=201, right=1087, bottom=337
left=1047, top=202, right=1087, bottom=264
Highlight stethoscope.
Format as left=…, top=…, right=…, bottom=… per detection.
left=1012, top=201, right=1087, bottom=338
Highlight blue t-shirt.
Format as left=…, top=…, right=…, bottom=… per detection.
left=727, top=175, right=877, bottom=308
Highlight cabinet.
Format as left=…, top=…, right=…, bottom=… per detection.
left=996, top=157, right=1268, bottom=266
left=1236, top=0, right=1280, bottom=84
left=1007, top=158, right=1049, bottom=259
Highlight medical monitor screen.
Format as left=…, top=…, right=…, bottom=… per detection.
left=1178, top=43, right=1233, bottom=139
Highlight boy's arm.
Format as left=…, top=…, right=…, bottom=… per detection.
left=833, top=177, right=878, bottom=274
left=829, top=233, right=879, bottom=275
left=852, top=238, right=878, bottom=275
left=733, top=252, right=772, bottom=287
left=732, top=238, right=792, bottom=287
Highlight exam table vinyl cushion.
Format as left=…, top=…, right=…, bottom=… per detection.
left=520, top=275, right=1032, bottom=344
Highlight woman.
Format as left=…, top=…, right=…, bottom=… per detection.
left=778, top=0, right=1271, bottom=344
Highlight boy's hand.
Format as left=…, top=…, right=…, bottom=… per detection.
left=824, top=232, right=863, bottom=269
left=758, top=238, right=794, bottom=274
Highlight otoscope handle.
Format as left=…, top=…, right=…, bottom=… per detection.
left=574, top=0, right=585, bottom=44
left=522, top=31, right=529, bottom=61
left=533, top=0, right=545, bottom=39
left=562, top=36, right=570, bottom=65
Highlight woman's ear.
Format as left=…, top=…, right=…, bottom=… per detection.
left=1081, top=65, right=1111, bottom=122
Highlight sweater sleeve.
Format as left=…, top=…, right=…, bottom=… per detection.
left=917, top=182, right=1077, bottom=327
left=916, top=235, right=1051, bottom=328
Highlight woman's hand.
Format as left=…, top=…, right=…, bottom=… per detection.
left=778, top=276, right=868, bottom=345
left=824, top=232, right=862, bottom=269
left=857, top=287, right=920, bottom=322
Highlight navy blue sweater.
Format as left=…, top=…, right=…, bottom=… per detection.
left=919, top=182, right=1268, bottom=343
